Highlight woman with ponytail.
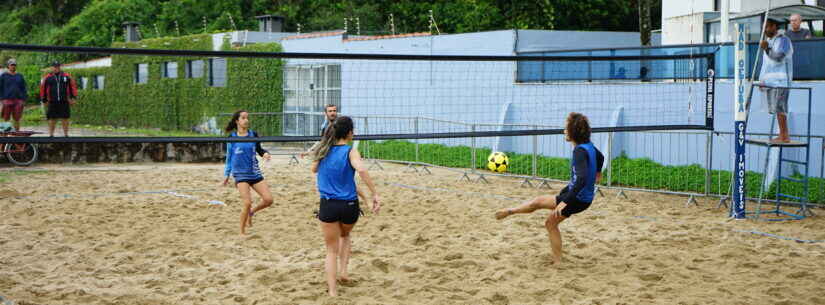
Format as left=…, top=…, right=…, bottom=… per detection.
left=310, top=116, right=381, bottom=297
left=223, top=110, right=274, bottom=235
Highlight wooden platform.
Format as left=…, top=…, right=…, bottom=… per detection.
left=745, top=138, right=808, bottom=147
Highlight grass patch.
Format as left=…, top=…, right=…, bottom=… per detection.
left=363, top=140, right=825, bottom=203
left=0, top=169, right=48, bottom=183
left=22, top=105, right=45, bottom=125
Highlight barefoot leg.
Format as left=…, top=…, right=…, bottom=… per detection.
left=496, top=195, right=556, bottom=220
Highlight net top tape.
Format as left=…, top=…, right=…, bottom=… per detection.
left=0, top=43, right=716, bottom=62
left=0, top=125, right=712, bottom=144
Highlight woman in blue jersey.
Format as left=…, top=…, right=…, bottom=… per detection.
left=310, top=116, right=380, bottom=297
left=222, top=110, right=274, bottom=235
left=495, top=112, right=603, bottom=265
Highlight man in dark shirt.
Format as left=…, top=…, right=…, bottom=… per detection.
left=39, top=61, right=78, bottom=137
left=785, top=14, right=812, bottom=41
left=0, top=59, right=28, bottom=131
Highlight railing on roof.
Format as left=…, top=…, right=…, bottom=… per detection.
left=516, top=37, right=825, bottom=82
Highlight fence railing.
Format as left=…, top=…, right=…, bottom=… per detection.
left=519, top=38, right=825, bottom=81
left=223, top=112, right=825, bottom=205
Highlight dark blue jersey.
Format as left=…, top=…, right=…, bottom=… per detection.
left=558, top=142, right=604, bottom=204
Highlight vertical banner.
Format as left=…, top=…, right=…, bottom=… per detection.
left=732, top=23, right=748, bottom=219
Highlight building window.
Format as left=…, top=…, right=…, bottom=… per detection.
left=208, top=58, right=227, bottom=87
left=283, top=64, right=342, bottom=135
left=162, top=61, right=178, bottom=78
left=80, top=77, right=88, bottom=89
left=94, top=75, right=105, bottom=90
left=714, top=0, right=721, bottom=11
left=135, top=63, right=148, bottom=84
left=185, top=60, right=205, bottom=78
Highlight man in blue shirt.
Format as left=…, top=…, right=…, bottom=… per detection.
left=0, top=59, right=28, bottom=131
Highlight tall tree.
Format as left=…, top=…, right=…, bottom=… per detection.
left=639, top=0, right=652, bottom=45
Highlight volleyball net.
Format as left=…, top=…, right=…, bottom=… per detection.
left=0, top=43, right=715, bottom=144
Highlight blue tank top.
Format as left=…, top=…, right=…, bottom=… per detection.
left=569, top=142, right=598, bottom=203
left=317, top=145, right=357, bottom=201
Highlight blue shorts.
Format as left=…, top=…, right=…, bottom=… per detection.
left=235, top=177, right=264, bottom=186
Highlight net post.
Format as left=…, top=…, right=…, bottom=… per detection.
left=731, top=23, right=748, bottom=219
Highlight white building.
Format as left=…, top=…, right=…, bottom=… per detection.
left=661, top=0, right=824, bottom=44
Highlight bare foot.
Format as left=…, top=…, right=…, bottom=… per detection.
left=337, top=276, right=356, bottom=286
left=495, top=209, right=513, bottom=220
left=769, top=138, right=791, bottom=144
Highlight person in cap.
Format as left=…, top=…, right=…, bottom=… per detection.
left=0, top=58, right=28, bottom=131
left=39, top=61, right=78, bottom=137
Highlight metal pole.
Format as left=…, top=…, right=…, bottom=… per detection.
left=364, top=117, right=369, bottom=158
left=705, top=130, right=713, bottom=196
left=471, top=124, right=476, bottom=172
left=415, top=117, right=420, bottom=163
left=607, top=132, right=614, bottom=187
left=532, top=131, right=538, bottom=179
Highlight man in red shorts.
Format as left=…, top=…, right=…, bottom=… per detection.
left=0, top=58, right=28, bottom=131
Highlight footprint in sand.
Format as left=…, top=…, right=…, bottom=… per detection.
left=400, top=264, right=419, bottom=273
left=443, top=253, right=463, bottom=261
left=787, top=271, right=812, bottom=279
left=371, top=259, right=390, bottom=273
left=411, top=235, right=428, bottom=246
left=637, top=273, right=663, bottom=282
left=485, top=292, right=510, bottom=305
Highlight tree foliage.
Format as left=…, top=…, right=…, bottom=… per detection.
left=1, top=0, right=659, bottom=48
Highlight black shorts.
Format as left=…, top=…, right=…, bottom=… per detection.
left=318, top=198, right=360, bottom=224
left=556, top=189, right=592, bottom=218
left=235, top=177, right=264, bottom=186
left=46, top=102, right=70, bottom=119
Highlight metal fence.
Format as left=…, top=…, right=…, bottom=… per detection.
left=227, top=112, right=825, bottom=206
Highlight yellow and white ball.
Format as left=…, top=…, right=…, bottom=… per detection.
left=487, top=152, right=509, bottom=173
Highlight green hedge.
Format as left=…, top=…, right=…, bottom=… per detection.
left=65, top=33, right=284, bottom=136
left=363, top=140, right=825, bottom=203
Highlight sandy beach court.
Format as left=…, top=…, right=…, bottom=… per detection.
left=1, top=158, right=824, bottom=305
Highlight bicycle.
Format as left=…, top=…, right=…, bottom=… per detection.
left=1, top=131, right=40, bottom=166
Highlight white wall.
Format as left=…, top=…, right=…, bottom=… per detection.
left=662, top=13, right=707, bottom=45
left=61, top=57, right=112, bottom=69
left=662, top=0, right=715, bottom=21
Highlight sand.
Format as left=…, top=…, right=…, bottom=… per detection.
left=1, top=158, right=824, bottom=305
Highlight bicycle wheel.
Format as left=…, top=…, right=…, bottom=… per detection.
left=5, top=143, right=38, bottom=166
